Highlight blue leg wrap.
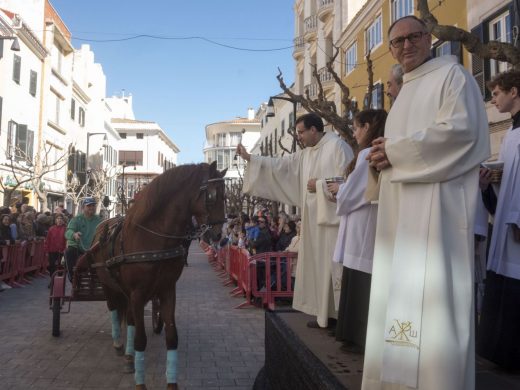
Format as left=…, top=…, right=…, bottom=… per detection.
left=125, top=325, right=135, bottom=356
left=110, top=310, right=121, bottom=342
left=134, top=350, right=145, bottom=385
left=166, top=349, right=178, bottom=384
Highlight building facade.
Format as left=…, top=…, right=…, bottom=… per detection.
left=203, top=108, right=261, bottom=182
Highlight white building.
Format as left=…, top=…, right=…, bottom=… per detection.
left=0, top=8, right=47, bottom=208
left=107, top=95, right=180, bottom=203
left=203, top=108, right=261, bottom=182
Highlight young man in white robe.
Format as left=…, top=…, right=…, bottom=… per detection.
left=477, top=70, right=520, bottom=371
left=236, top=113, right=354, bottom=328
left=363, top=16, right=490, bottom=390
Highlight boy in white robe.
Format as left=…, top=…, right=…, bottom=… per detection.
left=236, top=113, right=353, bottom=328
left=364, top=16, right=490, bottom=390
left=477, top=70, right=520, bottom=370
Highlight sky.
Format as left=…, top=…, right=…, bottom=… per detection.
left=49, top=0, right=295, bottom=164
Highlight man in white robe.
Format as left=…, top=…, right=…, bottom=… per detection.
left=477, top=70, right=520, bottom=370
left=236, top=113, right=353, bottom=328
left=364, top=16, right=490, bottom=389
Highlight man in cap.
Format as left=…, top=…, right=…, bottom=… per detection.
left=64, top=197, right=103, bottom=281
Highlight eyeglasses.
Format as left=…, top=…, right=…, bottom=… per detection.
left=389, top=31, right=427, bottom=49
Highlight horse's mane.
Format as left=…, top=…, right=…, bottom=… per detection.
left=127, top=163, right=207, bottom=225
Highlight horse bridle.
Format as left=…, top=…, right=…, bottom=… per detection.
left=134, top=177, right=226, bottom=240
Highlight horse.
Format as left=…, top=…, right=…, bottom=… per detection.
left=86, top=161, right=226, bottom=390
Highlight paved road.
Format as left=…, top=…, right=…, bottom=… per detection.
left=0, top=243, right=264, bottom=390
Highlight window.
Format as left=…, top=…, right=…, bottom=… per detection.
left=471, top=7, right=512, bottom=99
left=50, top=91, right=60, bottom=125
left=7, top=121, right=34, bottom=162
left=391, top=0, right=414, bottom=22
left=78, top=107, right=85, bottom=127
left=365, top=15, right=382, bottom=53
left=217, top=133, right=226, bottom=147
left=70, top=99, right=76, bottom=120
left=365, top=83, right=384, bottom=110
left=13, top=54, right=21, bottom=84
left=229, top=132, right=242, bottom=146
left=120, top=133, right=127, bottom=139
left=0, top=96, right=3, bottom=135
left=345, top=42, right=357, bottom=74
left=281, top=120, right=285, bottom=137
left=0, top=39, right=3, bottom=59
left=431, top=40, right=461, bottom=62
left=119, top=150, right=143, bottom=166
left=29, top=70, right=37, bottom=96
left=136, top=133, right=144, bottom=139
left=489, top=11, right=512, bottom=76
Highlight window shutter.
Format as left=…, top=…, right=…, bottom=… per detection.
left=7, top=121, right=15, bottom=158
left=16, top=124, right=27, bottom=161
left=29, top=70, right=37, bottom=96
left=471, top=24, right=488, bottom=99
left=27, top=129, right=34, bottom=161
left=0, top=39, right=4, bottom=59
left=71, top=99, right=75, bottom=120
left=13, top=54, right=21, bottom=84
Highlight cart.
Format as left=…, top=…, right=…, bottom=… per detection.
left=49, top=259, right=163, bottom=337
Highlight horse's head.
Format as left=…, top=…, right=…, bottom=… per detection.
left=191, top=161, right=227, bottom=243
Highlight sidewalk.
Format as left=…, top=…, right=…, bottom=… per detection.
left=0, top=243, right=265, bottom=389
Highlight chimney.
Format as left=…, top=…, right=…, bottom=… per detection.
left=247, top=107, right=255, bottom=120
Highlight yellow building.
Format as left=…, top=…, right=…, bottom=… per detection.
left=293, top=0, right=469, bottom=118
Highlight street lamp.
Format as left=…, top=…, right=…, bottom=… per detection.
left=266, top=95, right=298, bottom=152
left=86, top=132, right=108, bottom=170
left=0, top=35, right=20, bottom=51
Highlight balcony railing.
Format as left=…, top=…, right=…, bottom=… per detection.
left=318, top=0, right=334, bottom=22
left=304, top=15, right=318, bottom=36
left=318, top=66, right=334, bottom=86
left=293, top=36, right=305, bottom=56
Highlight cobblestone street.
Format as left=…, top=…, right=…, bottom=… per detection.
left=0, top=243, right=264, bottom=390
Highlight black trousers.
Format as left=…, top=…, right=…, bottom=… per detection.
left=47, top=252, right=63, bottom=277
left=64, top=247, right=84, bottom=282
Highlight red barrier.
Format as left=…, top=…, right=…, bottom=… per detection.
left=0, top=245, right=16, bottom=286
left=0, top=240, right=49, bottom=287
left=221, top=248, right=297, bottom=310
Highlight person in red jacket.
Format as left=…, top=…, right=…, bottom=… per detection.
left=44, top=214, right=66, bottom=276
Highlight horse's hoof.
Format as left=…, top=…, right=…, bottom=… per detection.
left=113, top=342, right=124, bottom=356
left=167, top=384, right=178, bottom=390
left=123, top=354, right=135, bottom=373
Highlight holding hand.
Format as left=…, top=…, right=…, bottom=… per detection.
left=73, top=232, right=82, bottom=241
left=327, top=182, right=340, bottom=195
left=307, top=178, right=317, bottom=193
left=235, top=144, right=251, bottom=162
left=479, top=167, right=492, bottom=191
left=367, top=137, right=391, bottom=171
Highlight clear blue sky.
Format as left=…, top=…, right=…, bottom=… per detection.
left=50, top=0, right=295, bottom=164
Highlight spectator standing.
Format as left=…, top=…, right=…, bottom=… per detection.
left=363, top=16, right=490, bottom=390
left=44, top=214, right=67, bottom=277
left=477, top=70, right=520, bottom=370
left=251, top=217, right=272, bottom=254
left=276, top=220, right=296, bottom=251
left=327, top=109, right=387, bottom=353
left=237, top=113, right=354, bottom=329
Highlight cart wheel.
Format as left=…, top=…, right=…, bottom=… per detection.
left=52, top=298, right=61, bottom=337
left=152, top=297, right=163, bottom=334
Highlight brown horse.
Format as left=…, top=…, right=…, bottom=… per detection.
left=87, top=162, right=226, bottom=390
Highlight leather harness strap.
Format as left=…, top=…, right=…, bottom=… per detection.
left=90, top=247, right=186, bottom=269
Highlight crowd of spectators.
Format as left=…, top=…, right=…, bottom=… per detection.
left=219, top=210, right=300, bottom=256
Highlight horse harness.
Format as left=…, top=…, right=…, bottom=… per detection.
left=90, top=176, right=226, bottom=270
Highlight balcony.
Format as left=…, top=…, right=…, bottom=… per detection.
left=304, top=15, right=318, bottom=40
left=318, top=66, right=334, bottom=89
left=305, top=83, right=318, bottom=99
left=318, top=0, right=334, bottom=22
left=293, top=35, right=305, bottom=59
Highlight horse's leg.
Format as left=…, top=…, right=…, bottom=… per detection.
left=124, top=306, right=136, bottom=373
left=161, top=286, right=179, bottom=390
left=104, top=288, right=124, bottom=355
left=130, top=290, right=148, bottom=390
